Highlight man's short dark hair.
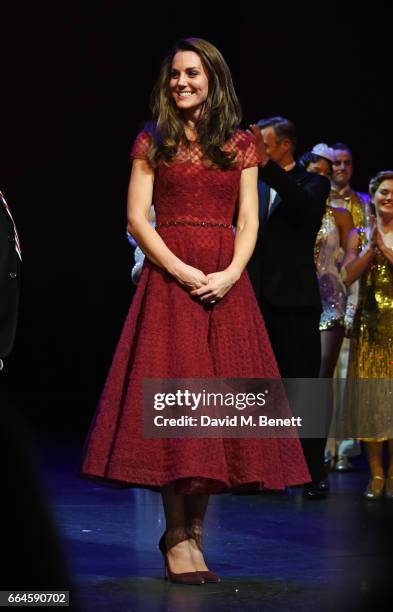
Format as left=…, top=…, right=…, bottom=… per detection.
left=332, top=142, right=352, bottom=154
left=256, top=116, right=297, bottom=151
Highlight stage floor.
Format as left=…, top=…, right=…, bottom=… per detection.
left=41, top=444, right=393, bottom=612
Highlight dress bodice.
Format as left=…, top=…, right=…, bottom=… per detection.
left=131, top=130, right=259, bottom=226
left=355, top=228, right=393, bottom=345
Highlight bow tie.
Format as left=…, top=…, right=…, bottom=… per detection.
left=330, top=190, right=352, bottom=201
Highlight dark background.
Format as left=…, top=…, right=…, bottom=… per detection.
left=1, top=1, right=389, bottom=439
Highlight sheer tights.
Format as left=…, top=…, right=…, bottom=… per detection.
left=161, top=485, right=209, bottom=553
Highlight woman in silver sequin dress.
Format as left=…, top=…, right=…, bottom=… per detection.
left=300, top=146, right=354, bottom=471
left=300, top=145, right=354, bottom=379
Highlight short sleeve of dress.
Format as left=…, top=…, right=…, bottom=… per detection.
left=240, top=131, right=261, bottom=170
left=130, top=131, right=151, bottom=160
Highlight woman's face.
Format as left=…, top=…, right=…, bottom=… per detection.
left=169, top=51, right=209, bottom=117
left=373, top=179, right=393, bottom=215
left=307, top=158, right=331, bottom=178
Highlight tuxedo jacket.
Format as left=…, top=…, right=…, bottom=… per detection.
left=0, top=198, right=20, bottom=358
left=247, top=160, right=329, bottom=312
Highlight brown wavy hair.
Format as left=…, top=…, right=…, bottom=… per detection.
left=145, top=38, right=242, bottom=169
left=369, top=170, right=393, bottom=199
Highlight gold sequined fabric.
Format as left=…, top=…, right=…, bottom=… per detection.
left=344, top=229, right=393, bottom=440
left=328, top=189, right=370, bottom=229
left=328, top=189, right=371, bottom=332
left=314, top=208, right=346, bottom=330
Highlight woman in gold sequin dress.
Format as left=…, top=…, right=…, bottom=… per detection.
left=343, top=170, right=393, bottom=499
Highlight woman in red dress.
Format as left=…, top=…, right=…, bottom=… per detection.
left=81, top=38, right=310, bottom=584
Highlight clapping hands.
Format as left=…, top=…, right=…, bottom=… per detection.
left=249, top=124, right=269, bottom=166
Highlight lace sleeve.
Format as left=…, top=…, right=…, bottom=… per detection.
left=130, top=131, right=151, bottom=160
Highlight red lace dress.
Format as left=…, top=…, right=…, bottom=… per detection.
left=81, top=130, right=310, bottom=493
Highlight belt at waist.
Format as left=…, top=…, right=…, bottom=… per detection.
left=156, top=220, right=233, bottom=229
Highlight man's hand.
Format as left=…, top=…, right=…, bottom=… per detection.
left=249, top=124, right=270, bottom=167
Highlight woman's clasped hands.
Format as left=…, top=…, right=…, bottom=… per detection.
left=174, top=262, right=239, bottom=304
left=190, top=269, right=240, bottom=304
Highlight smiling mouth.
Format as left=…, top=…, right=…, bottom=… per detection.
left=177, top=91, right=194, bottom=97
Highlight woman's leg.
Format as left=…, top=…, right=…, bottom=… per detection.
left=388, top=440, right=393, bottom=477
left=386, top=440, right=393, bottom=498
left=319, top=327, right=345, bottom=378
left=184, top=494, right=210, bottom=571
left=161, top=484, right=196, bottom=573
left=364, top=441, right=385, bottom=498
left=320, top=327, right=345, bottom=466
left=365, top=441, right=384, bottom=477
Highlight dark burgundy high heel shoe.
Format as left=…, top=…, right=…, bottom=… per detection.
left=187, top=520, right=221, bottom=583
left=159, top=533, right=205, bottom=585
left=197, top=570, right=221, bottom=583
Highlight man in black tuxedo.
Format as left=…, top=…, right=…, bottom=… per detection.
left=0, top=189, right=21, bottom=370
left=248, top=118, right=330, bottom=499
left=0, top=191, right=76, bottom=598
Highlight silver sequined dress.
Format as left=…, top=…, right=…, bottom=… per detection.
left=315, top=207, right=347, bottom=331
